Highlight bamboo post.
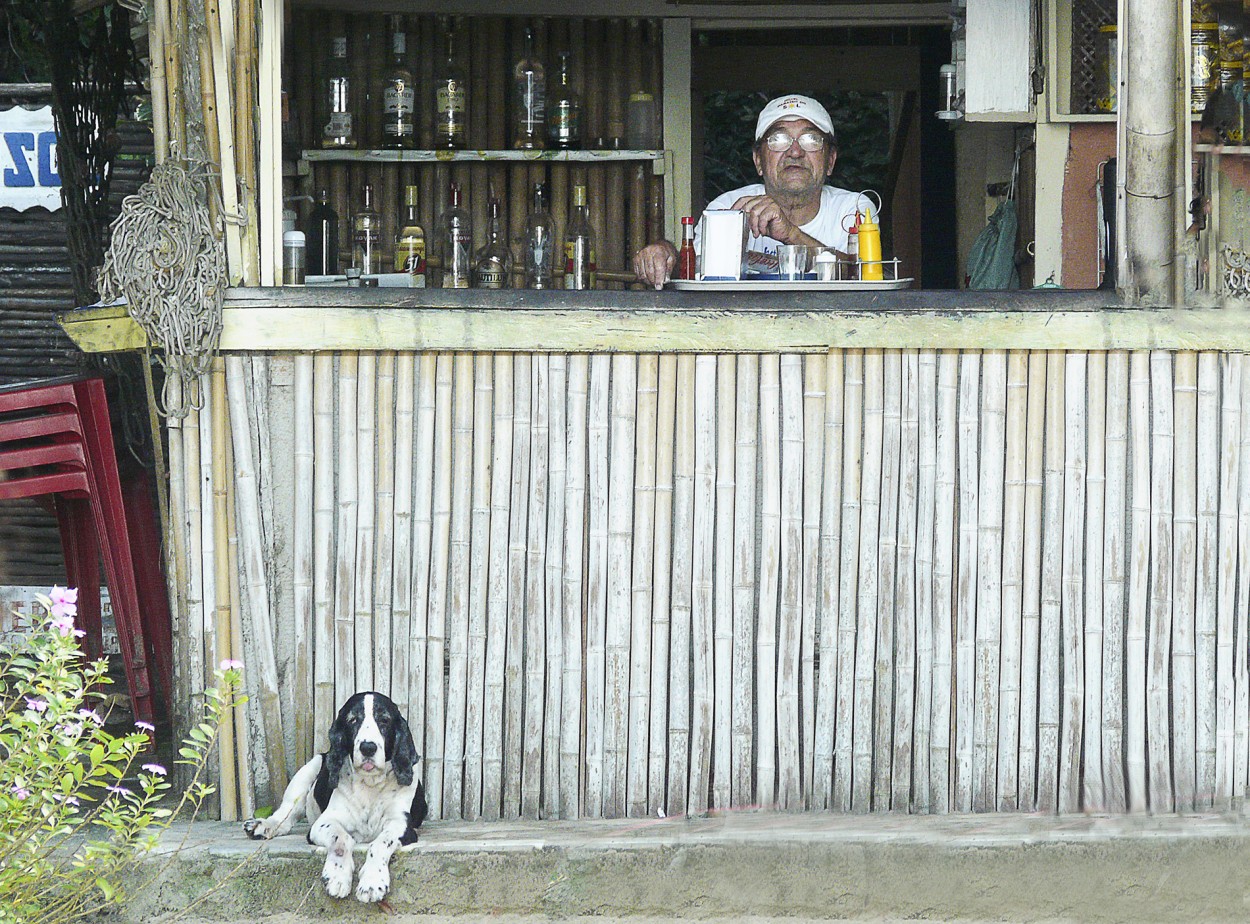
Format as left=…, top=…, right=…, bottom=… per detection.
left=562, top=355, right=589, bottom=818
left=801, top=353, right=826, bottom=808
left=852, top=350, right=884, bottom=813
left=1018, top=351, right=1047, bottom=811
left=648, top=355, right=677, bottom=814
left=1082, top=352, right=1107, bottom=812
left=605, top=354, right=637, bottom=817
left=223, top=414, right=253, bottom=817
left=196, top=378, right=218, bottom=773
left=292, top=355, right=314, bottom=765
left=628, top=355, right=659, bottom=816
left=543, top=353, right=567, bottom=818
left=834, top=350, right=864, bottom=812
left=211, top=360, right=236, bottom=819
left=444, top=353, right=474, bottom=820
left=1196, top=352, right=1219, bottom=810
left=333, top=354, right=358, bottom=707
left=312, top=355, right=335, bottom=749
left=409, top=355, right=437, bottom=795
left=892, top=351, right=919, bottom=811
left=1126, top=351, right=1151, bottom=812
left=712, top=355, right=737, bottom=810
left=953, top=352, right=981, bottom=813
left=521, top=355, right=548, bottom=819
left=225, top=356, right=288, bottom=796
left=585, top=354, right=610, bottom=816
left=1101, top=351, right=1129, bottom=812
left=1234, top=361, right=1250, bottom=806
left=996, top=351, right=1027, bottom=811
left=465, top=354, right=494, bottom=820
left=930, top=352, right=958, bottom=813
left=392, top=354, right=416, bottom=722
left=1058, top=352, right=1086, bottom=814
left=913, top=351, right=938, bottom=812
left=872, top=352, right=901, bottom=810
left=482, top=354, right=513, bottom=821
left=1148, top=350, right=1175, bottom=811
left=426, top=355, right=454, bottom=819
left=1216, top=354, right=1243, bottom=809
left=731, top=354, right=759, bottom=807
left=667, top=354, right=695, bottom=815
left=757, top=355, right=782, bottom=808
left=354, top=353, right=377, bottom=690
left=690, top=354, right=716, bottom=814
left=1171, top=352, right=1198, bottom=811
left=813, top=350, right=843, bottom=810
left=777, top=355, right=805, bottom=810
left=972, top=351, right=1005, bottom=813
left=1037, top=351, right=1065, bottom=813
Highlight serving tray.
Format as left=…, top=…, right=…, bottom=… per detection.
left=667, top=277, right=915, bottom=291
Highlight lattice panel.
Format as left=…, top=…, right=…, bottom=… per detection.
left=1071, top=0, right=1117, bottom=114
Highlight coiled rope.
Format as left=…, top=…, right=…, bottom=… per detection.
left=97, top=158, right=226, bottom=418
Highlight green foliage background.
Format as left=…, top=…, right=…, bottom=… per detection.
left=703, top=90, right=892, bottom=203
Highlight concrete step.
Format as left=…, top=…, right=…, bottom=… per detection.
left=119, top=812, right=1250, bottom=922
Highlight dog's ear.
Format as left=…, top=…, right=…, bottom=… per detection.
left=391, top=714, right=419, bottom=787
left=325, top=708, right=351, bottom=789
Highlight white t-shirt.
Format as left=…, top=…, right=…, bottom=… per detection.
left=695, top=184, right=872, bottom=275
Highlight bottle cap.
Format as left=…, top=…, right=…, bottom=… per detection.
left=283, top=230, right=306, bottom=246
left=681, top=216, right=695, bottom=225
left=629, top=91, right=654, bottom=103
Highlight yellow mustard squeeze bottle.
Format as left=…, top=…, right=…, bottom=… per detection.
left=858, top=207, right=883, bottom=281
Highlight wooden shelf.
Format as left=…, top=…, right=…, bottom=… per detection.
left=1196, top=143, right=1250, bottom=155
left=302, top=148, right=670, bottom=174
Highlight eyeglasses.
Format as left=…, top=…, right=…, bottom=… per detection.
left=764, top=130, right=827, bottom=153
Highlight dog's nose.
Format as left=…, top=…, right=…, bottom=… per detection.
left=359, top=741, right=377, bottom=758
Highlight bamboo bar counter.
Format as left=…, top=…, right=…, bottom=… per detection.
left=59, top=291, right=1250, bottom=821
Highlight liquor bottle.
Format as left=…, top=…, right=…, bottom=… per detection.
left=473, top=200, right=512, bottom=288
left=380, top=15, right=416, bottom=149
left=434, top=25, right=468, bottom=149
left=440, top=182, right=472, bottom=288
left=678, top=216, right=696, bottom=280
left=307, top=188, right=339, bottom=276
left=524, top=181, right=555, bottom=289
left=394, top=185, right=427, bottom=287
left=321, top=34, right=355, bottom=149
left=512, top=26, right=546, bottom=150
left=563, top=184, right=596, bottom=289
left=546, top=51, right=582, bottom=150
left=352, top=183, right=381, bottom=275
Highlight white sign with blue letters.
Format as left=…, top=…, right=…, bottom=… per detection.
left=0, top=106, right=61, bottom=211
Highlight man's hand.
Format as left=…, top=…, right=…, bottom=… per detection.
left=634, top=240, right=678, bottom=289
left=730, top=194, right=802, bottom=244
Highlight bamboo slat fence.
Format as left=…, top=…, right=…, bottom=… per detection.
left=185, top=347, right=1250, bottom=819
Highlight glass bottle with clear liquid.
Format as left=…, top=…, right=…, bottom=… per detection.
left=352, top=183, right=381, bottom=275
left=563, top=184, right=596, bottom=289
left=473, top=200, right=512, bottom=288
left=321, top=35, right=355, bottom=149
left=525, top=182, right=555, bottom=289
left=440, top=183, right=472, bottom=288
left=308, top=187, right=339, bottom=276
left=513, top=26, right=546, bottom=149
left=381, top=16, right=416, bottom=149
left=434, top=27, right=468, bottom=149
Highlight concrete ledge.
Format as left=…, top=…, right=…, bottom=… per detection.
left=118, top=813, right=1250, bottom=921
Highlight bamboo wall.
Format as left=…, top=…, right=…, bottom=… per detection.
left=288, top=14, right=666, bottom=287
left=178, top=346, right=1250, bottom=820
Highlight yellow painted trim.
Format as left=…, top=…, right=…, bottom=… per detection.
left=58, top=302, right=1250, bottom=354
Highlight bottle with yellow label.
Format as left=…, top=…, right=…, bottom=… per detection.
left=394, top=185, right=426, bottom=287
left=857, top=207, right=883, bottom=281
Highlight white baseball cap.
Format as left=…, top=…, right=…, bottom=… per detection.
left=754, top=95, right=836, bottom=142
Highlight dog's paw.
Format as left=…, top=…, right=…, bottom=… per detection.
left=355, top=864, right=390, bottom=903
left=242, top=818, right=272, bottom=840
left=321, top=855, right=353, bottom=900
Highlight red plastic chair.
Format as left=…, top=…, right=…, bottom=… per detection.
left=0, top=375, right=171, bottom=729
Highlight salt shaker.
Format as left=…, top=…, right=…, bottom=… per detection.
left=282, top=230, right=306, bottom=285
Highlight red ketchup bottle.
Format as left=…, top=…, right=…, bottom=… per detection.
left=678, top=216, right=697, bottom=280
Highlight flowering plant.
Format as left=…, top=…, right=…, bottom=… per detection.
left=0, top=588, right=245, bottom=923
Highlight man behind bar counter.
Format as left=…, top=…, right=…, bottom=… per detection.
left=633, top=94, right=873, bottom=288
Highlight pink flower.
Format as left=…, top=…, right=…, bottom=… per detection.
left=49, top=586, right=78, bottom=620
left=219, top=659, right=243, bottom=671
left=11, top=785, right=30, bottom=800
left=77, top=708, right=102, bottom=725
left=25, top=697, right=47, bottom=713
left=134, top=721, right=155, bottom=733
left=142, top=763, right=167, bottom=776
left=50, top=613, right=83, bottom=638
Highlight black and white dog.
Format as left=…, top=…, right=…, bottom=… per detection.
left=242, top=692, right=427, bottom=904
